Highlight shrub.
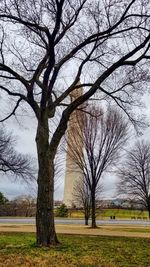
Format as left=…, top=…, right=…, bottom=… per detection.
left=55, top=204, right=68, bottom=217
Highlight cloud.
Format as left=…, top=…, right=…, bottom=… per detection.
left=0, top=176, right=28, bottom=199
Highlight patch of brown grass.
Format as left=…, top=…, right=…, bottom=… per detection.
left=0, top=253, right=115, bottom=267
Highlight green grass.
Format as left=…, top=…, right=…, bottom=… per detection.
left=107, top=227, right=150, bottom=234
left=0, top=232, right=150, bottom=267
left=98, top=209, right=149, bottom=219
left=70, top=209, right=149, bottom=220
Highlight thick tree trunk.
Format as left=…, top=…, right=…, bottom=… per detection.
left=36, top=119, right=59, bottom=246
left=91, top=190, right=97, bottom=228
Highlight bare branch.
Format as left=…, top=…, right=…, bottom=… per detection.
left=0, top=64, right=29, bottom=87
left=0, top=127, right=36, bottom=182
left=0, top=98, right=22, bottom=122
left=117, top=140, right=150, bottom=218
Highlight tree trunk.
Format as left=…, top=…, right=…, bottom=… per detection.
left=91, top=190, right=97, bottom=228
left=85, top=215, right=89, bottom=225
left=148, top=206, right=150, bottom=220
left=36, top=119, right=59, bottom=246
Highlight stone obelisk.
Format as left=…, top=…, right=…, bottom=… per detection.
left=63, top=83, right=84, bottom=207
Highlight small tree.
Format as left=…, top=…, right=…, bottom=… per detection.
left=74, top=178, right=91, bottom=225
left=13, top=195, right=36, bottom=217
left=73, top=174, right=103, bottom=225
left=117, top=140, right=150, bottom=219
left=56, top=204, right=68, bottom=217
left=0, top=192, right=8, bottom=205
left=67, top=106, right=129, bottom=228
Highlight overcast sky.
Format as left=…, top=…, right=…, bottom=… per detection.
left=0, top=93, right=150, bottom=201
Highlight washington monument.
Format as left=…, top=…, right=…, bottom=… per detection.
left=63, top=84, right=84, bottom=207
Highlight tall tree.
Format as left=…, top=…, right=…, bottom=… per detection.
left=0, top=0, right=149, bottom=245
left=117, top=140, right=150, bottom=219
left=66, top=107, right=129, bottom=228
left=0, top=128, right=35, bottom=181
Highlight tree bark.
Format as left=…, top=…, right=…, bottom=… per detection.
left=91, top=190, right=97, bottom=228
left=148, top=206, right=150, bottom=220
left=85, top=215, right=89, bottom=225
left=36, top=118, right=59, bottom=246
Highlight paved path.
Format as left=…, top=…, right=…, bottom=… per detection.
left=0, top=218, right=150, bottom=226
left=0, top=224, right=150, bottom=238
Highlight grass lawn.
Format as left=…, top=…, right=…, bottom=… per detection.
left=98, top=209, right=149, bottom=219
left=70, top=209, right=149, bottom=220
left=107, top=226, right=150, bottom=234
left=0, top=232, right=150, bottom=267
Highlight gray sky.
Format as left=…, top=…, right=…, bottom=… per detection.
left=0, top=93, right=150, bottom=201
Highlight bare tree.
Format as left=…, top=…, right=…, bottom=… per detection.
left=0, top=127, right=35, bottom=181
left=73, top=176, right=103, bottom=225
left=0, top=195, right=36, bottom=216
left=0, top=0, right=149, bottom=245
left=73, top=177, right=91, bottom=225
left=13, top=195, right=36, bottom=217
left=67, top=106, right=129, bottom=227
left=117, top=140, right=150, bottom=219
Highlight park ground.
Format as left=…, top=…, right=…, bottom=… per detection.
left=0, top=224, right=150, bottom=267
left=69, top=208, right=149, bottom=220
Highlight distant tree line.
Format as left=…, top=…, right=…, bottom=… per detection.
left=0, top=194, right=36, bottom=217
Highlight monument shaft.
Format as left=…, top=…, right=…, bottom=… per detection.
left=63, top=84, right=84, bottom=207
